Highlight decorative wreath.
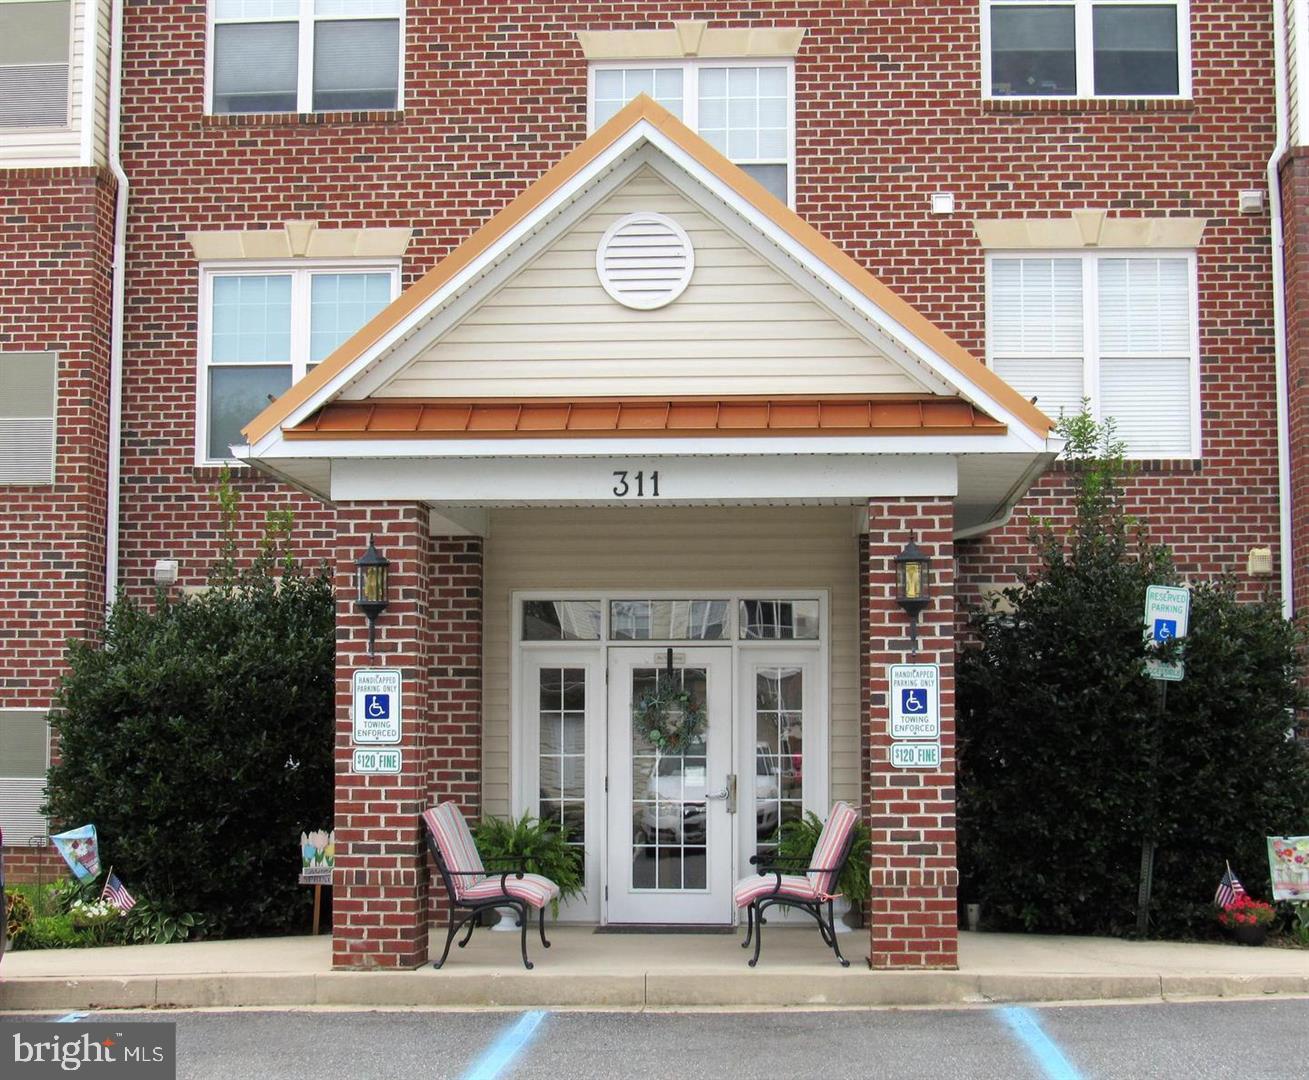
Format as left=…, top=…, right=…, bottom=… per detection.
left=633, top=679, right=706, bottom=754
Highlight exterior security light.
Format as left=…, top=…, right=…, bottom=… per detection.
left=354, top=535, right=390, bottom=656
left=894, top=534, right=932, bottom=654
left=153, top=559, right=179, bottom=587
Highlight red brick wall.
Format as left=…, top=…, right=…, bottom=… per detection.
left=105, top=1, right=1284, bottom=607
left=0, top=168, right=115, bottom=860
left=1, top=843, right=66, bottom=885
left=866, top=498, right=958, bottom=970
left=1282, top=150, right=1309, bottom=616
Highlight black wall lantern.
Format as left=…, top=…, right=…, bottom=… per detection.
left=894, top=534, right=933, bottom=655
left=355, top=535, right=391, bottom=656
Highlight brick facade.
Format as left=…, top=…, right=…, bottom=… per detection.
left=1281, top=149, right=1309, bottom=614
left=1, top=2, right=1299, bottom=954
left=865, top=499, right=958, bottom=970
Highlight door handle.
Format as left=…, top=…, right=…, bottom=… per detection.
left=707, top=775, right=738, bottom=814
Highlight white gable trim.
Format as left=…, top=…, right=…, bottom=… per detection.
left=250, top=117, right=1057, bottom=458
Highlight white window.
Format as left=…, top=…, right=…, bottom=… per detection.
left=983, top=1, right=1189, bottom=98
left=589, top=60, right=794, bottom=205
left=0, top=711, right=49, bottom=845
left=209, top=0, right=403, bottom=115
left=198, top=263, right=397, bottom=462
left=0, top=0, right=71, bottom=127
left=0, top=352, right=57, bottom=484
left=987, top=252, right=1199, bottom=457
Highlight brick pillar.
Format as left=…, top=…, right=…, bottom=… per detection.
left=1281, top=149, right=1309, bottom=616
left=333, top=503, right=432, bottom=970
left=424, top=535, right=484, bottom=924
left=865, top=497, right=958, bottom=970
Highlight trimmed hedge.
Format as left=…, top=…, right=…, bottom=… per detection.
left=957, top=417, right=1309, bottom=938
left=44, top=505, right=335, bottom=938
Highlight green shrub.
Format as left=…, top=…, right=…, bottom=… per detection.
left=474, top=813, right=585, bottom=917
left=43, top=479, right=335, bottom=938
left=958, top=414, right=1309, bottom=938
left=21, top=914, right=97, bottom=950
left=5, top=887, right=34, bottom=946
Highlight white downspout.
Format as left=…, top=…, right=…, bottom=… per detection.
left=105, top=0, right=127, bottom=609
left=1268, top=0, right=1295, bottom=618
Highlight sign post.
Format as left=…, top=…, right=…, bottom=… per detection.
left=1137, top=585, right=1190, bottom=935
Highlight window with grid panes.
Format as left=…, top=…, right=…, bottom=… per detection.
left=590, top=61, right=792, bottom=204
left=211, top=0, right=402, bottom=114
left=199, top=264, right=395, bottom=462
left=987, top=252, right=1197, bottom=456
left=984, top=1, right=1185, bottom=98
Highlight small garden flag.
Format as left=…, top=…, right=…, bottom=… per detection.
left=101, top=868, right=136, bottom=913
left=52, top=825, right=101, bottom=882
left=1214, top=862, right=1246, bottom=909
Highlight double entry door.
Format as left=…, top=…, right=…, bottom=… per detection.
left=605, top=647, right=734, bottom=924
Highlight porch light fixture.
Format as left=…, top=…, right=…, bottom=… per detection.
left=894, top=534, right=933, bottom=655
left=355, top=535, right=391, bottom=656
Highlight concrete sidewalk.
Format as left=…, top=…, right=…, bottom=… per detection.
left=1, top=929, right=1306, bottom=1011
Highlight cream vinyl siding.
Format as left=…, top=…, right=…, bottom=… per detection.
left=381, top=168, right=926, bottom=399
left=482, top=506, right=861, bottom=818
left=0, top=0, right=108, bottom=167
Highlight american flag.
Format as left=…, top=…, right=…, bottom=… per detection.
left=101, top=870, right=136, bottom=913
left=1214, top=863, right=1246, bottom=909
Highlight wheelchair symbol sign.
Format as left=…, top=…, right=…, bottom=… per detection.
left=889, top=664, right=940, bottom=739
left=901, top=688, right=927, bottom=715
left=1153, top=619, right=1177, bottom=643
left=352, top=669, right=402, bottom=744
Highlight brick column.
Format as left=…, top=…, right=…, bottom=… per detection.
left=1281, top=149, right=1309, bottom=616
left=865, top=497, right=958, bottom=969
left=424, top=535, right=484, bottom=924
left=333, top=503, right=432, bottom=970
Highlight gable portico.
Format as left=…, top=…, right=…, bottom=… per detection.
left=237, top=97, right=1058, bottom=970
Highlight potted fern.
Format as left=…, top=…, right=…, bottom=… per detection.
left=474, top=813, right=585, bottom=923
left=774, top=810, right=872, bottom=928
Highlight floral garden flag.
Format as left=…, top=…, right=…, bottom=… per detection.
left=52, top=824, right=101, bottom=882
left=1267, top=836, right=1309, bottom=901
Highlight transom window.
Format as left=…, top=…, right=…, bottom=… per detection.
left=589, top=61, right=793, bottom=204
left=983, top=1, right=1188, bottom=98
left=198, top=263, right=396, bottom=463
left=0, top=0, right=71, bottom=127
left=987, top=252, right=1198, bottom=457
left=209, top=0, right=403, bottom=115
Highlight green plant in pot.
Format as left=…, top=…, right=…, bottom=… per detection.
left=474, top=813, right=585, bottom=920
left=773, top=810, right=871, bottom=924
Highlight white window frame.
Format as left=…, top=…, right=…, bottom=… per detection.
left=0, top=0, right=74, bottom=132
left=195, top=259, right=400, bottom=465
left=981, top=0, right=1192, bottom=100
left=586, top=58, right=797, bottom=207
left=985, top=249, right=1202, bottom=459
left=205, top=0, right=406, bottom=116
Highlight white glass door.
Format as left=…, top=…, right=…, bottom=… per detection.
left=605, top=647, right=734, bottom=924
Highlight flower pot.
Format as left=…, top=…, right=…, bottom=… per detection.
left=1229, top=923, right=1267, bottom=946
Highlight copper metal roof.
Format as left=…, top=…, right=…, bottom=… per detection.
left=284, top=397, right=1007, bottom=439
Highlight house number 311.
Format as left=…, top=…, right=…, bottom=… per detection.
left=612, top=470, right=661, bottom=497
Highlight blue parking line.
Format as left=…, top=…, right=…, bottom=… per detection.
left=999, top=1006, right=1084, bottom=1080
left=55, top=1012, right=89, bottom=1023
left=462, top=1010, right=546, bottom=1080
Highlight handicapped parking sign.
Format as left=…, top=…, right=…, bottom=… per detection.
left=1143, top=585, right=1190, bottom=682
left=889, top=664, right=939, bottom=739
left=352, top=669, right=402, bottom=744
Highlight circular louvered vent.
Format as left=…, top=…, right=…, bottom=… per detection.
left=595, top=212, right=695, bottom=310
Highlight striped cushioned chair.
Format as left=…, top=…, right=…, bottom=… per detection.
left=732, top=801, right=859, bottom=967
left=421, top=802, right=561, bottom=970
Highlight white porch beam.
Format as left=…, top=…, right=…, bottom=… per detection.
left=427, top=507, right=492, bottom=537
left=332, top=454, right=958, bottom=505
